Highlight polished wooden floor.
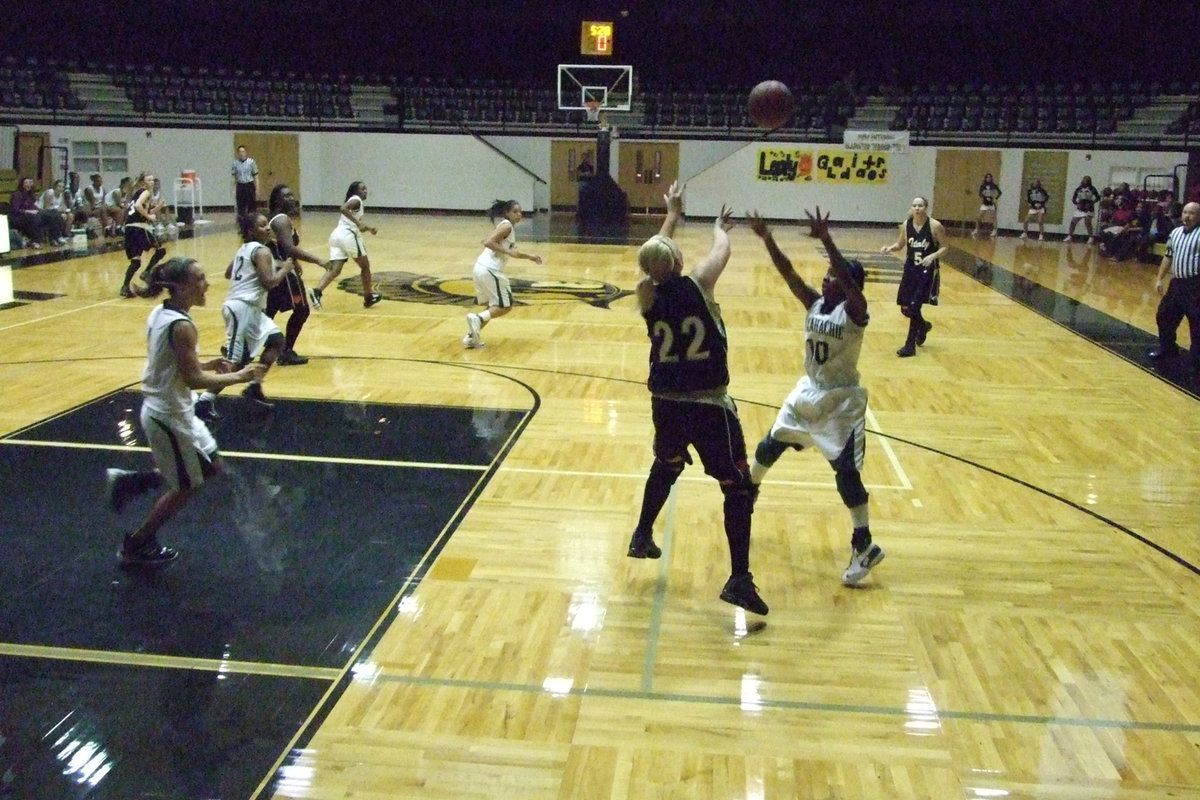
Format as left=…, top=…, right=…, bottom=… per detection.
left=2, top=213, right=1198, bottom=799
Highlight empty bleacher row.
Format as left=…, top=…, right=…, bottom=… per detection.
left=1, top=55, right=1197, bottom=147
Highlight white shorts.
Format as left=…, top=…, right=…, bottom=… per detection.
left=329, top=226, right=365, bottom=261
left=141, top=405, right=218, bottom=491
left=768, top=376, right=867, bottom=466
left=222, top=298, right=281, bottom=365
left=1026, top=207, right=1046, bottom=218
left=473, top=262, right=512, bottom=308
left=1072, top=209, right=1093, bottom=220
left=979, top=204, right=997, bottom=215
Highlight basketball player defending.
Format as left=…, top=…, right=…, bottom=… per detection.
left=107, top=257, right=265, bottom=567
left=747, top=208, right=884, bottom=586
left=626, top=181, right=767, bottom=616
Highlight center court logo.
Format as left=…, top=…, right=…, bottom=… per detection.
left=345, top=271, right=634, bottom=309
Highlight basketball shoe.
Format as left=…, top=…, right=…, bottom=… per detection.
left=841, top=543, right=885, bottom=586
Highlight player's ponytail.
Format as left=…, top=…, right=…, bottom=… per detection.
left=488, top=199, right=517, bottom=223
left=135, top=257, right=196, bottom=299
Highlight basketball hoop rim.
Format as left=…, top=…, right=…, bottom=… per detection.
left=584, top=100, right=601, bottom=121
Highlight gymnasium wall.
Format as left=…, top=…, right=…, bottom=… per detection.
left=33, top=124, right=1187, bottom=232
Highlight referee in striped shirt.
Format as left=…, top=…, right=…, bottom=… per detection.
left=1149, top=201, right=1200, bottom=367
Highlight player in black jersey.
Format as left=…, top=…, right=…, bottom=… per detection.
left=882, top=196, right=948, bottom=357
left=265, top=184, right=326, bottom=365
left=626, top=181, right=767, bottom=616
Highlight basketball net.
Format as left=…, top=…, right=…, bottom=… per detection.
left=584, top=100, right=601, bottom=123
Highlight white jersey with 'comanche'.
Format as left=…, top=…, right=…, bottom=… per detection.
left=804, top=297, right=866, bottom=390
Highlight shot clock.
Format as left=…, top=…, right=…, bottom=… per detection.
left=580, top=21, right=613, bottom=56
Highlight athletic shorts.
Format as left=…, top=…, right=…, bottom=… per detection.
left=222, top=298, right=281, bottom=366
left=473, top=262, right=513, bottom=308
left=768, top=376, right=867, bottom=466
left=978, top=204, right=997, bottom=214
left=650, top=395, right=748, bottom=484
left=1072, top=209, right=1094, bottom=220
left=329, top=226, right=365, bottom=261
left=141, top=404, right=218, bottom=491
left=124, top=225, right=159, bottom=258
left=1026, top=206, right=1046, bottom=217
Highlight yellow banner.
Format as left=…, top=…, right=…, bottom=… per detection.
left=756, top=149, right=888, bottom=184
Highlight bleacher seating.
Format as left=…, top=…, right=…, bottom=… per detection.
left=0, top=57, right=1197, bottom=146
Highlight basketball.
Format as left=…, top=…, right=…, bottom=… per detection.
left=748, top=80, right=795, bottom=130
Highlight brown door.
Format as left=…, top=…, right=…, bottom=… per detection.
left=933, top=149, right=1001, bottom=231
left=550, top=139, right=597, bottom=210
left=617, top=142, right=679, bottom=213
left=16, top=131, right=50, bottom=185
left=234, top=133, right=300, bottom=209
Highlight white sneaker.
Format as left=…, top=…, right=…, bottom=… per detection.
left=308, top=288, right=323, bottom=310
left=990, top=230, right=997, bottom=238
left=466, top=312, right=482, bottom=339
left=1063, top=234, right=1072, bottom=242
left=462, top=333, right=485, bottom=349
left=1086, top=236, right=1095, bottom=245
left=841, top=543, right=885, bottom=586
left=1018, top=232, right=1027, bottom=240
left=1038, top=234, right=1045, bottom=241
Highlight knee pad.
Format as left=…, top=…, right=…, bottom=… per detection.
left=649, top=457, right=685, bottom=486
left=834, top=468, right=869, bottom=509
left=754, top=435, right=788, bottom=468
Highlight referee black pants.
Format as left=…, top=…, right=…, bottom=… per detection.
left=235, top=183, right=257, bottom=218
left=1155, top=275, right=1200, bottom=366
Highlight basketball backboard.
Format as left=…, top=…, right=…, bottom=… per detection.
left=556, top=64, right=633, bottom=111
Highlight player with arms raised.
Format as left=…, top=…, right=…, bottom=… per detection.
left=626, top=181, right=767, bottom=616
left=747, top=207, right=884, bottom=586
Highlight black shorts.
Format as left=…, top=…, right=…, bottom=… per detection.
left=124, top=226, right=159, bottom=259
left=896, top=262, right=940, bottom=307
left=650, top=396, right=748, bottom=483
left=266, top=271, right=309, bottom=316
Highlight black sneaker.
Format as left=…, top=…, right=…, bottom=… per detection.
left=627, top=532, right=662, bottom=559
left=896, top=345, right=916, bottom=358
left=242, top=383, right=275, bottom=409
left=119, top=285, right=134, bottom=298
left=277, top=349, right=308, bottom=366
left=105, top=468, right=137, bottom=513
left=118, top=538, right=180, bottom=569
left=917, top=321, right=932, bottom=346
left=363, top=292, right=382, bottom=308
left=719, top=573, right=769, bottom=615
left=194, top=397, right=220, bottom=423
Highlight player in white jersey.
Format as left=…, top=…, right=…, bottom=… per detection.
left=310, top=181, right=381, bottom=308
left=104, top=257, right=265, bottom=567
left=463, top=198, right=543, bottom=348
left=746, top=208, right=884, bottom=587
left=194, top=213, right=295, bottom=421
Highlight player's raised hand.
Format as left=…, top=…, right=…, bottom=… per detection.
left=804, top=206, right=832, bottom=239
left=664, top=181, right=684, bottom=213
left=746, top=211, right=770, bottom=239
left=715, top=204, right=735, bottom=232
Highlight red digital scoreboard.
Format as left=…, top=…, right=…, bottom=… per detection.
left=580, top=21, right=614, bottom=56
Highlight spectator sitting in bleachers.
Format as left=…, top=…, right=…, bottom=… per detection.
left=105, top=176, right=131, bottom=233
left=1097, top=195, right=1141, bottom=260
left=10, top=176, right=67, bottom=247
left=79, top=173, right=113, bottom=236
left=38, top=179, right=75, bottom=234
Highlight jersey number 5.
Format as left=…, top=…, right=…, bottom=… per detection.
left=652, top=317, right=711, bottom=363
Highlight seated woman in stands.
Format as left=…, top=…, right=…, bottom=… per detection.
left=9, top=176, right=67, bottom=247
left=1097, top=195, right=1141, bottom=260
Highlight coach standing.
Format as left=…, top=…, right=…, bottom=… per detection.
left=231, top=145, right=259, bottom=219
left=1149, top=202, right=1200, bottom=370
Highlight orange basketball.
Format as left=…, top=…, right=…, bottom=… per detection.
left=748, top=80, right=795, bottom=130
